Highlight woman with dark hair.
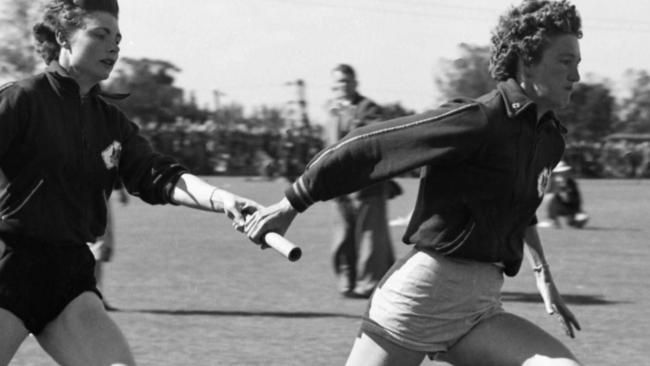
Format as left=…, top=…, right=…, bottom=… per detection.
left=247, top=1, right=583, bottom=365
left=0, top=0, right=259, bottom=364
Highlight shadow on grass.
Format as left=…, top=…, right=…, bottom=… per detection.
left=578, top=226, right=642, bottom=232
left=539, top=225, right=642, bottom=232
left=111, top=308, right=360, bottom=319
left=502, top=291, right=627, bottom=305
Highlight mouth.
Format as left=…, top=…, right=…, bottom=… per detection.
left=100, top=59, right=116, bottom=68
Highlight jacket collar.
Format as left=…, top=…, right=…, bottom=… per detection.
left=45, top=61, right=129, bottom=100
left=497, top=78, right=567, bottom=133
left=497, top=78, right=535, bottom=118
left=350, top=92, right=364, bottom=106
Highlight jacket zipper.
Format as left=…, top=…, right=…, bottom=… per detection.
left=1, top=179, right=44, bottom=220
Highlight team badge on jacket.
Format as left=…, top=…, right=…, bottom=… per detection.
left=537, top=167, right=551, bottom=197
left=101, top=141, right=122, bottom=170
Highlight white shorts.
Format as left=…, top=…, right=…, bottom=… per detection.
left=360, top=247, right=505, bottom=356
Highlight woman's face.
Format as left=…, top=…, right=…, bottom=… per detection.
left=522, top=34, right=581, bottom=112
left=60, top=11, right=121, bottom=86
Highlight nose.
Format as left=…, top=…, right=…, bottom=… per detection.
left=569, top=66, right=580, bottom=83
left=109, top=36, right=120, bottom=53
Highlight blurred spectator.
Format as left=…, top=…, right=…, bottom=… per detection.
left=87, top=181, right=129, bottom=310
left=538, top=161, right=589, bottom=229
left=325, top=64, right=395, bottom=298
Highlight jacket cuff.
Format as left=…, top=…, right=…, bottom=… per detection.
left=161, top=164, right=189, bottom=205
left=284, top=176, right=315, bottom=213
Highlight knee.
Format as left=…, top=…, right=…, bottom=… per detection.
left=523, top=354, right=581, bottom=366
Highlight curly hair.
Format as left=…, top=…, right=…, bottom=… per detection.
left=32, top=0, right=119, bottom=64
left=489, top=0, right=582, bottom=81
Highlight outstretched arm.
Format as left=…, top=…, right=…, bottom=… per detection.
left=171, top=173, right=261, bottom=227
left=524, top=226, right=581, bottom=338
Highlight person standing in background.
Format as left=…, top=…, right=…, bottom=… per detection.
left=87, top=180, right=129, bottom=310
left=325, top=64, right=395, bottom=298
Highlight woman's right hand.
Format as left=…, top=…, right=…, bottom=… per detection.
left=245, top=197, right=298, bottom=246
left=535, top=267, right=581, bottom=338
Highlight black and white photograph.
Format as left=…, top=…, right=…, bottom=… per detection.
left=1, top=0, right=649, bottom=365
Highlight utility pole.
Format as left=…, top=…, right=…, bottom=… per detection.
left=212, top=89, right=226, bottom=112
left=285, top=79, right=310, bottom=128
left=212, top=89, right=227, bottom=130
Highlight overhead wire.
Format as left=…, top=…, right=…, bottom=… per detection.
left=263, top=0, right=650, bottom=34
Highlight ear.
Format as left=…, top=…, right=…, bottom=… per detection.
left=515, top=58, right=533, bottom=85
left=55, top=31, right=68, bottom=48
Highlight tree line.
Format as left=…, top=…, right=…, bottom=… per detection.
left=2, top=1, right=650, bottom=177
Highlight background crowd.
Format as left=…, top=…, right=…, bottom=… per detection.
left=139, top=118, right=326, bottom=179
left=3, top=1, right=650, bottom=180
left=133, top=117, right=650, bottom=180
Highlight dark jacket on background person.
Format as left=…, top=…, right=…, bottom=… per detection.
left=287, top=79, right=566, bottom=276
left=325, top=91, right=396, bottom=295
left=326, top=92, right=386, bottom=200
left=0, top=62, right=187, bottom=246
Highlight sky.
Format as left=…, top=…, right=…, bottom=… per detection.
left=115, top=0, right=650, bottom=123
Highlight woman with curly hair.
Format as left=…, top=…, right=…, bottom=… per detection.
left=246, top=0, right=583, bottom=364
left=0, top=0, right=259, bottom=365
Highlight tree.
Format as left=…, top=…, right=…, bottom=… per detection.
left=103, top=57, right=198, bottom=123
left=557, top=81, right=617, bottom=142
left=435, top=43, right=617, bottom=142
left=434, top=43, right=496, bottom=101
left=213, top=103, right=247, bottom=130
left=249, top=105, right=286, bottom=132
left=0, top=0, right=44, bottom=83
left=617, top=69, right=650, bottom=134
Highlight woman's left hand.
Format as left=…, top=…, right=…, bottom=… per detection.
left=535, top=268, right=581, bottom=338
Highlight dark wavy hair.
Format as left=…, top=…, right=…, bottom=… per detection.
left=33, top=0, right=119, bottom=64
left=489, top=0, right=582, bottom=81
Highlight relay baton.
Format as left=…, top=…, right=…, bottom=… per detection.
left=263, top=232, right=302, bottom=262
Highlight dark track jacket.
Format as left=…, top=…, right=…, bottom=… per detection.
left=0, top=62, right=187, bottom=246
left=286, top=79, right=566, bottom=276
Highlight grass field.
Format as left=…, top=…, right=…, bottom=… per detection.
left=10, top=177, right=650, bottom=365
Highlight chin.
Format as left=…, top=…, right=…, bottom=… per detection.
left=559, top=99, right=572, bottom=109
left=551, top=96, right=571, bottom=110
left=96, top=71, right=112, bottom=82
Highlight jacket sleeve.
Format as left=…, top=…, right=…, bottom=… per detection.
left=286, top=101, right=490, bottom=211
left=0, top=83, right=25, bottom=162
left=113, top=108, right=188, bottom=205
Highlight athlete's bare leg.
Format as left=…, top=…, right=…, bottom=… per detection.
left=345, top=331, right=425, bottom=366
left=441, top=312, right=580, bottom=366
left=35, top=292, right=135, bottom=366
left=0, top=308, right=30, bottom=366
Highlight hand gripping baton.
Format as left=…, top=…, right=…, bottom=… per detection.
left=263, top=232, right=302, bottom=262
